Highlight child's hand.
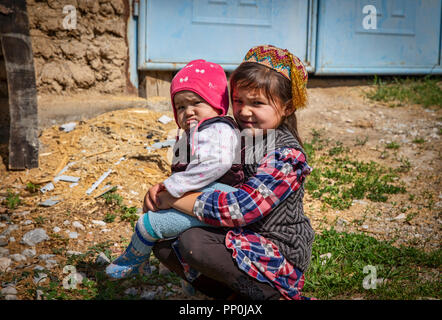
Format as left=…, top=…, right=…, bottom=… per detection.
left=156, top=190, right=173, bottom=210
left=143, top=183, right=165, bottom=212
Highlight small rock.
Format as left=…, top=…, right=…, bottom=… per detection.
left=140, top=290, right=156, bottom=300
left=0, top=257, right=12, bottom=272
left=95, top=252, right=110, bottom=265
left=352, top=199, right=368, bottom=205
left=13, top=211, right=30, bottom=217
left=39, top=254, right=55, bottom=261
left=0, top=238, right=8, bottom=247
left=66, top=250, right=82, bottom=256
left=72, top=221, right=85, bottom=230
left=10, top=253, right=27, bottom=262
left=91, top=220, right=106, bottom=226
left=159, top=263, right=171, bottom=275
left=68, top=231, right=78, bottom=239
left=33, top=266, right=48, bottom=284
left=9, top=237, right=15, bottom=243
left=36, top=290, right=44, bottom=300
left=23, top=220, right=33, bottom=226
left=1, top=286, right=17, bottom=295
left=124, top=287, right=138, bottom=296
left=393, top=213, right=406, bottom=221
left=0, top=214, right=11, bottom=222
left=0, top=247, right=9, bottom=257
left=45, top=260, right=58, bottom=269
left=21, top=228, right=49, bottom=246
left=4, top=294, right=18, bottom=300
left=63, top=220, right=71, bottom=226
left=22, top=248, right=36, bottom=258
left=1, top=224, right=18, bottom=236
left=53, top=227, right=61, bottom=233
left=362, top=225, right=369, bottom=230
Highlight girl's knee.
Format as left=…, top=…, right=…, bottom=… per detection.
left=177, top=228, right=204, bottom=264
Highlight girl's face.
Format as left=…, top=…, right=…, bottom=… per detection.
left=174, top=91, right=219, bottom=130
left=232, top=86, right=285, bottom=133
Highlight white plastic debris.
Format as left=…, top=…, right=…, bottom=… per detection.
left=158, top=115, right=173, bottom=124
left=59, top=122, right=77, bottom=132
left=54, top=175, right=80, bottom=183
left=150, top=139, right=175, bottom=149
left=114, top=157, right=126, bottom=165
left=40, top=182, right=54, bottom=193
left=39, top=198, right=61, bottom=207
left=86, top=169, right=112, bottom=195
left=319, top=252, right=332, bottom=266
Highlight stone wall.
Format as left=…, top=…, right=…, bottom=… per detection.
left=26, top=0, right=135, bottom=95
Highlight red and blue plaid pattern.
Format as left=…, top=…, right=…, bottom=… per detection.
left=193, top=147, right=313, bottom=299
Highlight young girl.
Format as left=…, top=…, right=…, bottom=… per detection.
left=150, top=45, right=315, bottom=300
left=105, top=59, right=243, bottom=279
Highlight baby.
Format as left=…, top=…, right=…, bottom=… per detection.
left=106, top=59, right=243, bottom=279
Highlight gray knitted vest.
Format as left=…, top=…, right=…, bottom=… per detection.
left=243, top=124, right=315, bottom=272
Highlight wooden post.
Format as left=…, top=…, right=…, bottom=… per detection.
left=0, top=0, right=39, bottom=169
left=138, top=71, right=173, bottom=98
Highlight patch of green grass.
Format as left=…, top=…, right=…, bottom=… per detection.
left=304, top=130, right=406, bottom=210
left=385, top=141, right=400, bottom=149
left=103, top=212, right=116, bottom=223
left=412, top=137, right=425, bottom=144
left=100, top=189, right=138, bottom=228
left=365, top=75, right=442, bottom=108
left=5, top=190, right=21, bottom=209
left=102, top=190, right=123, bottom=206
left=328, top=141, right=348, bottom=156
left=304, top=228, right=442, bottom=299
left=306, top=156, right=406, bottom=210
left=26, top=182, right=40, bottom=193
left=355, top=136, right=369, bottom=146
left=34, top=216, right=46, bottom=226
left=120, top=205, right=139, bottom=229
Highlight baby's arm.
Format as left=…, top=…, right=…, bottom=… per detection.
left=163, top=122, right=239, bottom=198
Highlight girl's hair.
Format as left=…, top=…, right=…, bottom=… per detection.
left=229, top=62, right=303, bottom=147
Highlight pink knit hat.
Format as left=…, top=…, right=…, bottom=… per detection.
left=170, top=59, right=229, bottom=128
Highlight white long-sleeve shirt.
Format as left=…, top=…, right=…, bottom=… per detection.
left=163, top=121, right=239, bottom=198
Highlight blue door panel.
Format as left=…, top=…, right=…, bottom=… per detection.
left=138, top=0, right=310, bottom=71
left=316, top=0, right=442, bottom=74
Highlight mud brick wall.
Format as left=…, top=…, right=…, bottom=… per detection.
left=26, top=0, right=135, bottom=95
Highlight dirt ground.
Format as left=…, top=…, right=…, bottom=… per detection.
left=0, top=81, right=441, bottom=300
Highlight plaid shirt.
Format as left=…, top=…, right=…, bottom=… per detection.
left=192, top=147, right=313, bottom=300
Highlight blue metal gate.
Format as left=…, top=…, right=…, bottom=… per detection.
left=137, top=0, right=312, bottom=72
left=134, top=0, right=442, bottom=75
left=315, top=0, right=442, bottom=74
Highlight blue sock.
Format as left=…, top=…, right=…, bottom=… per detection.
left=105, top=214, right=158, bottom=279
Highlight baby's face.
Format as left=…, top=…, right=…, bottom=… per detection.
left=174, top=91, right=219, bottom=130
